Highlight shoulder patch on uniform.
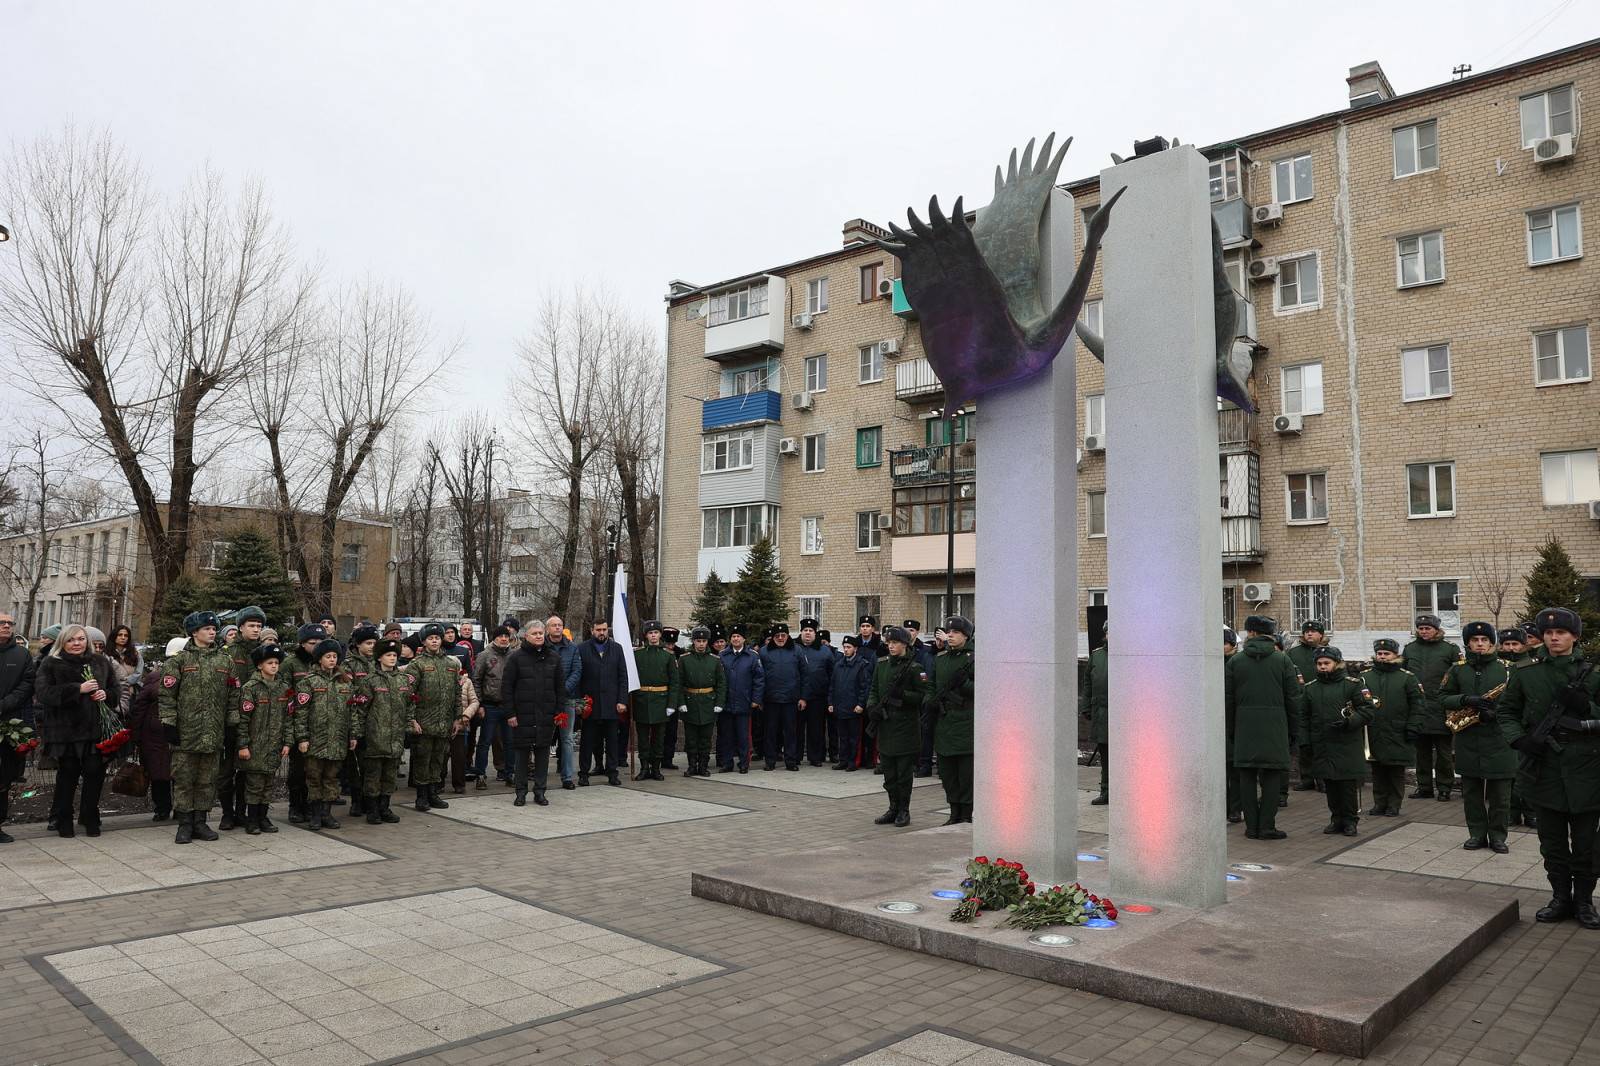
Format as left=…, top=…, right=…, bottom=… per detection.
left=162, top=674, right=178, bottom=687
left=240, top=700, right=255, bottom=714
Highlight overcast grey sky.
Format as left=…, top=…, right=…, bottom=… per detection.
left=6, top=0, right=1597, bottom=422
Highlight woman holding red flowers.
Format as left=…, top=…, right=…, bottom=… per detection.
left=36, top=624, right=120, bottom=837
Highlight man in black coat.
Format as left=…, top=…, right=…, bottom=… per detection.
left=501, top=621, right=567, bottom=806
left=0, top=612, right=37, bottom=843
left=578, top=619, right=631, bottom=787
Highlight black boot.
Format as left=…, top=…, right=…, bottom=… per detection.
left=349, top=792, right=366, bottom=817
left=874, top=806, right=898, bottom=825
left=415, top=786, right=430, bottom=812
left=894, top=806, right=910, bottom=828
left=1537, top=876, right=1575, bottom=923
left=174, top=810, right=193, bottom=844
left=943, top=807, right=962, bottom=826
left=1090, top=792, right=1108, bottom=805
left=684, top=757, right=697, bottom=778
left=650, top=762, right=665, bottom=781
left=258, top=805, right=279, bottom=833
left=427, top=784, right=449, bottom=809
left=191, top=812, right=219, bottom=841
left=607, top=769, right=621, bottom=787
left=245, top=805, right=262, bottom=835
left=534, top=787, right=548, bottom=806
left=514, top=790, right=527, bottom=806
left=1575, top=880, right=1600, bottom=930
left=366, top=799, right=383, bottom=824
left=379, top=795, right=400, bottom=823
left=218, top=801, right=236, bottom=831
left=289, top=785, right=307, bottom=823
left=307, top=802, right=323, bottom=830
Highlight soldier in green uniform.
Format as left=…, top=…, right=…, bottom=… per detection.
left=285, top=623, right=326, bottom=823
left=405, top=622, right=464, bottom=811
left=218, top=605, right=266, bottom=830
left=1224, top=627, right=1241, bottom=823
left=1522, top=623, right=1547, bottom=662
left=632, top=621, right=681, bottom=782
left=1362, top=638, right=1423, bottom=817
left=341, top=624, right=379, bottom=816
left=1404, top=613, right=1462, bottom=801
left=1080, top=624, right=1109, bottom=805
left=359, top=638, right=411, bottom=825
left=297, top=639, right=359, bottom=830
left=236, top=643, right=293, bottom=835
left=1286, top=620, right=1329, bottom=796
left=867, top=626, right=928, bottom=828
left=1500, top=628, right=1537, bottom=829
left=159, top=611, right=236, bottom=844
left=1301, top=647, right=1375, bottom=836
left=1226, top=615, right=1302, bottom=841
left=930, top=615, right=975, bottom=825
left=1498, top=607, right=1600, bottom=928
left=1442, top=621, right=1516, bottom=852
left=678, top=627, right=725, bottom=778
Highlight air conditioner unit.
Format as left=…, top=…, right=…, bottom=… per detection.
left=1273, top=413, right=1303, bottom=435
left=791, top=391, right=813, bottom=411
left=880, top=337, right=900, bottom=356
left=877, top=277, right=896, bottom=299
left=1588, top=500, right=1600, bottom=520
left=792, top=311, right=815, bottom=330
left=874, top=514, right=894, bottom=530
left=778, top=437, right=799, bottom=455
left=1248, top=256, right=1280, bottom=282
left=1083, top=434, right=1105, bottom=452
left=1533, top=132, right=1576, bottom=164
left=1242, top=582, right=1272, bottom=603
left=1253, top=202, right=1284, bottom=226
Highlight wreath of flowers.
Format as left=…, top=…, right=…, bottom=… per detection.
left=948, top=855, right=1118, bottom=927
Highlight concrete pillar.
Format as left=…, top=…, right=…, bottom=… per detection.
left=1100, top=148, right=1227, bottom=909
left=973, top=188, right=1079, bottom=887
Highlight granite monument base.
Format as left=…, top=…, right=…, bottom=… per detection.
left=691, top=826, right=1517, bottom=1057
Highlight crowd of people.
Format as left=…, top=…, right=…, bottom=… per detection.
left=0, top=607, right=978, bottom=845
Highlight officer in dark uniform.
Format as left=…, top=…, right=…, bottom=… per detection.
left=1286, top=620, right=1329, bottom=795
left=1301, top=646, right=1375, bottom=836
left=659, top=627, right=682, bottom=769
left=1442, top=621, right=1515, bottom=852
left=856, top=615, right=887, bottom=772
left=1227, top=615, right=1303, bottom=840
left=930, top=615, right=975, bottom=824
left=796, top=618, right=833, bottom=766
left=868, top=625, right=927, bottom=827
left=1404, top=613, right=1462, bottom=801
left=1501, top=628, right=1537, bottom=828
left=1498, top=607, right=1600, bottom=928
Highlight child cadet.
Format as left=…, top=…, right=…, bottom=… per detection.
left=677, top=627, right=726, bottom=778
left=1300, top=646, right=1376, bottom=836
left=236, top=643, right=293, bottom=835
left=930, top=615, right=976, bottom=825
left=867, top=625, right=928, bottom=828
left=359, top=638, right=411, bottom=824
left=1441, top=620, right=1516, bottom=853
left=285, top=623, right=327, bottom=823
left=405, top=622, right=464, bottom=810
left=829, top=635, right=872, bottom=771
left=219, top=605, right=267, bottom=831
left=1361, top=638, right=1424, bottom=818
left=159, top=611, right=236, bottom=844
left=297, top=638, right=360, bottom=830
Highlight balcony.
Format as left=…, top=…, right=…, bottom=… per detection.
left=894, top=356, right=941, bottom=400
left=1221, top=516, right=1265, bottom=561
left=702, top=391, right=781, bottom=431
left=889, top=443, right=976, bottom=487
left=891, top=278, right=917, bottom=319
left=704, top=275, right=787, bottom=361
left=1212, top=197, right=1253, bottom=250
left=891, top=531, right=976, bottom=576
left=1217, top=407, right=1257, bottom=453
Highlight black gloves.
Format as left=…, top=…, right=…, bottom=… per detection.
left=1477, top=706, right=1497, bottom=723
left=1557, top=717, right=1600, bottom=734
left=162, top=723, right=180, bottom=745
left=1510, top=735, right=1541, bottom=754
left=1404, top=728, right=1420, bottom=743
left=1462, top=695, right=1484, bottom=710
left=1560, top=687, right=1594, bottom=716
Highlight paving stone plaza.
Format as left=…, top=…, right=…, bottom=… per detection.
left=3, top=763, right=1598, bottom=1065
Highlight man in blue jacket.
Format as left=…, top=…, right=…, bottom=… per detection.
left=718, top=626, right=763, bottom=773
left=546, top=614, right=583, bottom=790
left=577, top=619, right=630, bottom=787
left=796, top=618, right=834, bottom=767
left=759, top=623, right=807, bottom=771
left=829, top=635, right=872, bottom=771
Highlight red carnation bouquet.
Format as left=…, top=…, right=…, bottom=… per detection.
left=95, top=728, right=132, bottom=756
left=1004, top=882, right=1117, bottom=929
left=950, top=856, right=1032, bottom=922
left=580, top=696, right=594, bottom=720
left=553, top=712, right=570, bottom=729
left=948, top=854, right=1118, bottom=928
left=4, top=717, right=36, bottom=754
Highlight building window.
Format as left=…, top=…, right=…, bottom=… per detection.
left=855, top=595, right=881, bottom=622
left=1540, top=449, right=1600, bottom=505
left=858, top=343, right=883, bottom=384
left=803, top=432, right=826, bottom=472
left=806, top=277, right=829, bottom=314
left=1079, top=298, right=1103, bottom=337
left=727, top=363, right=773, bottom=396
left=1534, top=325, right=1591, bottom=386
left=701, top=430, right=755, bottom=473
left=1221, top=586, right=1236, bottom=630
left=1401, top=344, right=1452, bottom=401
left=859, top=262, right=884, bottom=302
left=701, top=504, right=776, bottom=549
left=1086, top=589, right=1108, bottom=608
left=1412, top=580, right=1460, bottom=634
left=117, top=528, right=128, bottom=571
left=925, top=593, right=975, bottom=626
left=708, top=282, right=768, bottom=326
left=1272, top=153, right=1313, bottom=204
left=1520, top=85, right=1575, bottom=148
left=1084, top=394, right=1105, bottom=438
left=64, top=536, right=78, bottom=575
left=1275, top=253, right=1320, bottom=313
left=926, top=413, right=974, bottom=446
left=1393, top=120, right=1438, bottom=177
left=804, top=353, right=828, bottom=393
left=1290, top=583, right=1332, bottom=633
left=1086, top=491, right=1106, bottom=538
left=1281, top=362, right=1323, bottom=416
left=201, top=540, right=231, bottom=571
left=1397, top=231, right=1444, bottom=287
left=893, top=485, right=976, bottom=536
left=340, top=544, right=362, bottom=583
left=856, top=510, right=883, bottom=551
left=1528, top=205, right=1582, bottom=265
left=800, top=516, right=824, bottom=555
left=1208, top=153, right=1240, bottom=203
left=1285, top=472, right=1328, bottom=523
left=1407, top=462, right=1456, bottom=518
left=798, top=596, right=824, bottom=625
left=856, top=426, right=883, bottom=468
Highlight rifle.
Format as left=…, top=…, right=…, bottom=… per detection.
left=1517, top=662, right=1593, bottom=764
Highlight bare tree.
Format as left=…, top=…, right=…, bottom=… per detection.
left=1471, top=535, right=1518, bottom=628
left=599, top=313, right=664, bottom=621
left=393, top=449, right=442, bottom=617
left=430, top=414, right=508, bottom=627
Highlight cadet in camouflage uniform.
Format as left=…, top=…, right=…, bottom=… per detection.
left=677, top=627, right=725, bottom=777
left=159, top=611, right=237, bottom=844
left=341, top=624, right=379, bottom=816
left=218, top=605, right=266, bottom=830
left=1301, top=647, right=1376, bottom=836
left=632, top=621, right=681, bottom=782
left=236, top=642, right=293, bottom=835
left=298, top=638, right=360, bottom=830
left=930, top=615, right=976, bottom=826
left=405, top=622, right=464, bottom=811
left=867, top=626, right=928, bottom=828
left=284, top=623, right=326, bottom=823
left=1442, top=621, right=1516, bottom=852
left=359, top=639, right=412, bottom=824
left=1362, top=638, right=1424, bottom=817
left=1404, top=613, right=1462, bottom=801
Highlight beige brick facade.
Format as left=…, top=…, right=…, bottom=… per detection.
left=661, top=41, right=1600, bottom=648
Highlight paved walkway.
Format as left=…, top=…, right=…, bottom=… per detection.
left=3, top=764, right=1598, bottom=1065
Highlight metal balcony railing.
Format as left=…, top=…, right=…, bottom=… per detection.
left=888, top=443, right=976, bottom=486
left=894, top=357, right=942, bottom=400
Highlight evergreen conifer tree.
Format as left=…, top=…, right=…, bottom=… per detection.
left=726, top=536, right=788, bottom=639
left=689, top=569, right=729, bottom=635
left=207, top=528, right=298, bottom=628
left=1521, top=535, right=1600, bottom=658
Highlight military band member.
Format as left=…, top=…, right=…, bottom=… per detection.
left=1286, top=620, right=1329, bottom=795
left=236, top=643, right=293, bottom=835
left=868, top=626, right=927, bottom=828
left=1362, top=639, right=1423, bottom=817
left=1404, top=613, right=1462, bottom=801
left=159, top=611, right=236, bottom=844
left=930, top=615, right=975, bottom=825
left=1441, top=621, right=1515, bottom=852
left=632, top=621, right=681, bottom=782
left=1227, top=615, right=1302, bottom=841
left=1301, top=647, right=1375, bottom=836
left=1501, top=628, right=1537, bottom=829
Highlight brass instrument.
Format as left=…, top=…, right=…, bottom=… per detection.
left=1445, top=681, right=1507, bottom=733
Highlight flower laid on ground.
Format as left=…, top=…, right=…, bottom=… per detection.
left=1004, top=882, right=1119, bottom=929
left=949, top=855, right=1032, bottom=922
